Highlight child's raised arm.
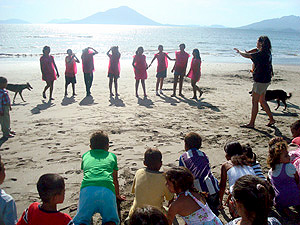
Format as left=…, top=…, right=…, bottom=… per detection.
left=89, top=47, right=98, bottom=55
left=74, top=54, right=80, bottom=63
left=106, top=48, right=111, bottom=57
left=113, top=170, right=126, bottom=201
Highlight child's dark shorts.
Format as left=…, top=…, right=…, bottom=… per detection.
left=156, top=70, right=167, bottom=78
left=65, top=76, right=76, bottom=85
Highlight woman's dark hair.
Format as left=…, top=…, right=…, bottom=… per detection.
left=193, top=49, right=201, bottom=60
left=42, top=46, right=50, bottom=54
left=136, top=46, right=144, bottom=55
left=129, top=206, right=168, bottom=225
left=242, top=144, right=257, bottom=162
left=233, top=175, right=275, bottom=225
left=258, top=36, right=272, bottom=52
left=224, top=141, right=248, bottom=166
left=267, top=137, right=288, bottom=170
left=165, top=167, right=195, bottom=193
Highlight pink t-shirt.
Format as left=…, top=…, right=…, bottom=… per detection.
left=174, top=51, right=190, bottom=74
left=65, top=56, right=77, bottom=77
left=40, top=55, right=57, bottom=82
left=187, top=58, right=201, bottom=82
left=133, top=54, right=147, bottom=80
left=108, top=54, right=121, bottom=76
left=155, top=52, right=168, bottom=73
left=81, top=51, right=94, bottom=73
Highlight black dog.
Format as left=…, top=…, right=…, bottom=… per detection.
left=6, top=82, right=33, bottom=103
left=265, top=90, right=292, bottom=110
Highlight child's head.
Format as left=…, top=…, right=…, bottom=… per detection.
left=111, top=46, right=119, bottom=54
left=0, top=77, right=8, bottom=89
left=144, top=148, right=162, bottom=171
left=158, top=45, right=163, bottom=52
left=42, top=46, right=50, bottom=55
left=0, top=156, right=5, bottom=185
left=136, top=46, right=144, bottom=55
left=268, top=137, right=289, bottom=170
left=290, top=120, right=300, bottom=138
left=224, top=141, right=248, bottom=166
left=67, top=49, right=73, bottom=56
left=233, top=175, right=275, bottom=225
left=37, top=173, right=65, bottom=204
left=165, top=167, right=194, bottom=193
left=242, top=144, right=256, bottom=162
left=179, top=43, right=185, bottom=51
left=129, top=206, right=168, bottom=225
left=90, top=131, right=109, bottom=150
left=257, top=36, right=272, bottom=52
left=184, top=132, right=202, bottom=151
left=192, top=49, right=201, bottom=59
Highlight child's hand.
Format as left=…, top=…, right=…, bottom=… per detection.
left=171, top=68, right=174, bottom=73
left=117, top=194, right=126, bottom=201
left=57, top=73, right=60, bottom=78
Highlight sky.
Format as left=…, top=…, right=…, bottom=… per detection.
left=0, top=0, right=299, bottom=27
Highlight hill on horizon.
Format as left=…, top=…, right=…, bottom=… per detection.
left=69, top=6, right=160, bottom=25
left=238, top=15, right=300, bottom=32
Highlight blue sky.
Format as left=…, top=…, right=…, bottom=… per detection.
left=0, top=0, right=299, bottom=27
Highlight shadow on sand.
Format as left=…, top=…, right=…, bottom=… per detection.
left=0, top=136, right=8, bottom=148
left=79, top=95, right=96, bottom=106
left=61, top=96, right=76, bottom=106
left=31, top=100, right=55, bottom=114
left=178, top=96, right=220, bottom=112
left=137, top=96, right=154, bottom=108
left=109, top=96, right=125, bottom=107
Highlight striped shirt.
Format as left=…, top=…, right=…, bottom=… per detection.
left=179, top=148, right=219, bottom=195
left=0, top=88, right=10, bottom=113
left=251, top=161, right=266, bottom=180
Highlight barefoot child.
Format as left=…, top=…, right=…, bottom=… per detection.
left=171, top=43, right=190, bottom=97
left=132, top=47, right=148, bottom=98
left=267, top=137, right=300, bottom=214
left=0, top=77, right=15, bottom=139
left=179, top=132, right=220, bottom=215
left=40, top=46, right=59, bottom=101
left=65, top=49, right=80, bottom=96
left=17, top=173, right=73, bottom=225
left=129, top=148, right=173, bottom=218
left=107, top=46, right=121, bottom=97
left=73, top=131, right=125, bottom=225
left=226, top=175, right=281, bottom=225
left=81, top=47, right=98, bottom=96
left=187, top=49, right=203, bottom=100
left=148, top=45, right=175, bottom=96
left=0, top=156, right=18, bottom=225
left=166, top=167, right=222, bottom=225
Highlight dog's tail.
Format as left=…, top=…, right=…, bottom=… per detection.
left=287, top=93, right=292, bottom=99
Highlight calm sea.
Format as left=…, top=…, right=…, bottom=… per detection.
left=0, top=24, right=299, bottom=65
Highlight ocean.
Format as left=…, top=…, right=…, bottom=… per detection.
left=0, top=24, right=299, bottom=65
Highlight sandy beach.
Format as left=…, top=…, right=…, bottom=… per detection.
left=1, top=59, right=299, bottom=224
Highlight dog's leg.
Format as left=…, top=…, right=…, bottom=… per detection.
left=275, top=99, right=280, bottom=110
left=19, top=91, right=26, bottom=102
left=283, top=100, right=287, bottom=111
left=13, top=92, right=17, bottom=103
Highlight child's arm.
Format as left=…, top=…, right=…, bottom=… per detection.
left=74, top=54, right=80, bottom=63
left=167, top=202, right=178, bottom=225
left=113, top=170, right=126, bottom=200
left=234, top=48, right=251, bottom=59
left=166, top=53, right=175, bottom=61
left=219, top=163, right=228, bottom=208
left=245, top=48, right=258, bottom=54
left=148, top=55, right=157, bottom=68
left=106, top=48, right=111, bottom=57
left=89, top=47, right=98, bottom=55
left=52, top=57, right=60, bottom=78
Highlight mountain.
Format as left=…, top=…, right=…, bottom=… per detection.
left=47, top=18, right=73, bottom=24
left=70, top=6, right=160, bottom=25
left=238, top=15, right=300, bottom=32
left=0, top=19, right=30, bottom=24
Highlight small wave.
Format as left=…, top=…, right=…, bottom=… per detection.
left=0, top=52, right=67, bottom=58
left=76, top=35, right=93, bottom=38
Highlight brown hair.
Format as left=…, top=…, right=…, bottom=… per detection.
left=129, top=206, right=168, bottom=225
left=233, top=175, right=275, bottom=225
left=37, top=173, right=65, bottom=203
left=165, top=167, right=196, bottom=193
left=184, top=132, right=202, bottom=149
left=144, top=148, right=162, bottom=170
left=291, top=120, right=300, bottom=131
left=224, top=141, right=248, bottom=166
left=267, top=137, right=288, bottom=170
left=90, top=131, right=109, bottom=150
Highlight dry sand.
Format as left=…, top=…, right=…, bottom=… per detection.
left=1, top=59, right=299, bottom=224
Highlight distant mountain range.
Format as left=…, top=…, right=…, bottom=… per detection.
left=1, top=7, right=299, bottom=32
left=238, top=15, right=300, bottom=32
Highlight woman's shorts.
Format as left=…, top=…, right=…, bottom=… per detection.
left=65, top=76, right=76, bottom=85
left=156, top=70, right=167, bottom=78
left=108, top=73, right=120, bottom=79
left=252, top=82, right=270, bottom=95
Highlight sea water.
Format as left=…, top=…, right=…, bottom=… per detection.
left=0, top=24, right=299, bottom=65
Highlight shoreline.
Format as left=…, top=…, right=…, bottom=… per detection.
left=1, top=61, right=299, bottom=224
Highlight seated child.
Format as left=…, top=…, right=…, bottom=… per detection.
left=17, top=173, right=73, bottom=225
left=179, top=132, right=220, bottom=215
left=288, top=137, right=300, bottom=177
left=73, top=131, right=125, bottom=225
left=129, top=148, right=173, bottom=218
left=290, top=120, right=300, bottom=143
left=219, top=141, right=255, bottom=217
left=267, top=137, right=300, bottom=213
left=242, top=144, right=266, bottom=180
left=226, top=175, right=281, bottom=225
left=129, top=206, right=168, bottom=225
left=0, top=155, right=18, bottom=225
left=166, top=167, right=222, bottom=225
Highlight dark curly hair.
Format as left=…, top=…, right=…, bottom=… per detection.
left=224, top=141, right=248, bottom=166
left=129, top=206, right=168, bottom=225
left=233, top=175, right=275, bottom=225
left=267, top=137, right=288, bottom=170
left=165, top=167, right=195, bottom=193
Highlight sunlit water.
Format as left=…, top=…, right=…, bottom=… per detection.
left=0, top=24, right=299, bottom=65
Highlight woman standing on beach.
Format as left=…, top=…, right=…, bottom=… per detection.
left=234, top=36, right=275, bottom=128
left=132, top=47, right=148, bottom=98
left=40, top=46, right=59, bottom=101
left=187, top=49, right=203, bottom=100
